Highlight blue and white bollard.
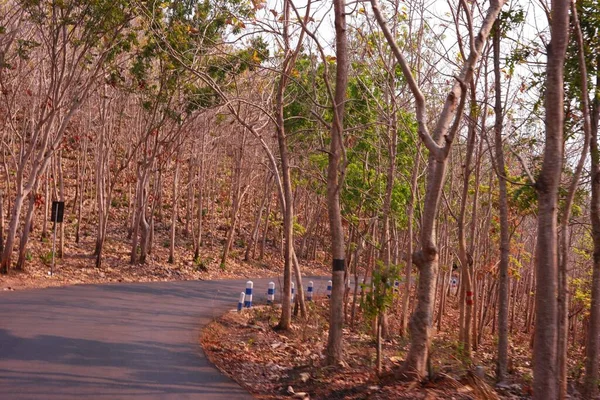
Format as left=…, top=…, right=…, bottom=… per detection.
left=327, top=280, right=332, bottom=298
left=291, top=282, right=295, bottom=302
left=244, top=281, right=253, bottom=308
left=267, top=282, right=275, bottom=305
left=237, top=292, right=245, bottom=312
left=307, top=281, right=314, bottom=301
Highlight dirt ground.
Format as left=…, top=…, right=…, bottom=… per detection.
left=200, top=297, right=546, bottom=400
left=0, top=224, right=326, bottom=292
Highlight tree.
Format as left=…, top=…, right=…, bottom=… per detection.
left=0, top=0, right=131, bottom=273
left=571, top=0, right=600, bottom=397
left=492, top=18, right=510, bottom=382
left=325, top=0, right=350, bottom=365
left=532, top=0, right=569, bottom=397
left=370, top=0, right=505, bottom=377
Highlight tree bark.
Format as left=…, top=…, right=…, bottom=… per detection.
left=194, top=135, right=206, bottom=261
left=245, top=175, right=272, bottom=261
left=533, top=0, right=569, bottom=397
left=402, top=148, right=420, bottom=337
left=457, top=81, right=477, bottom=357
left=492, top=20, right=511, bottom=383
left=325, top=0, right=350, bottom=365
left=16, top=183, right=40, bottom=271
left=169, top=159, right=180, bottom=264
left=556, top=5, right=590, bottom=395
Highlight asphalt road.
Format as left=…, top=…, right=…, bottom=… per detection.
left=0, top=277, right=310, bottom=399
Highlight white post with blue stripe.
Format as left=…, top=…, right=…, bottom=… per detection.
left=244, top=281, right=253, bottom=308
left=267, top=282, right=275, bottom=305
left=327, top=280, right=332, bottom=298
left=291, top=282, right=295, bottom=302
left=237, top=292, right=245, bottom=312
left=307, top=281, right=314, bottom=301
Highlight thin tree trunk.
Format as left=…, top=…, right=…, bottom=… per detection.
left=581, top=2, right=600, bottom=395
left=1, top=192, right=26, bottom=273
left=325, top=0, right=349, bottom=365
left=457, top=80, right=478, bottom=356
left=493, top=21, right=511, bottom=382
left=259, top=190, right=272, bottom=261
left=169, top=160, right=180, bottom=264
left=194, top=135, right=206, bottom=261
left=0, top=190, right=4, bottom=255
left=57, top=151, right=65, bottom=258
left=402, top=149, right=420, bottom=337
left=245, top=175, right=272, bottom=261
left=42, top=172, right=49, bottom=239
left=16, top=183, right=40, bottom=271
left=221, top=131, right=247, bottom=268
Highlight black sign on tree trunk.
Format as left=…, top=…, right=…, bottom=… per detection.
left=51, top=201, right=64, bottom=223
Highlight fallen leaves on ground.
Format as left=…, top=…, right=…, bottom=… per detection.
left=200, top=299, right=528, bottom=400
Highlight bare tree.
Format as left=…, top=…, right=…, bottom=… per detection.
left=370, top=0, right=505, bottom=377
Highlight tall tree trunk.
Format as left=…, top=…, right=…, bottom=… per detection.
left=274, top=0, right=309, bottom=328
left=581, top=4, right=600, bottom=397
left=470, top=114, right=485, bottom=351
left=378, top=68, right=398, bottom=339
left=556, top=5, right=590, bottom=395
left=493, top=20, right=511, bottom=383
left=457, top=81, right=477, bottom=357
left=533, top=0, right=569, bottom=397
left=325, top=0, right=349, bottom=365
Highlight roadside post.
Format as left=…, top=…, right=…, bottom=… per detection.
left=50, top=201, right=64, bottom=276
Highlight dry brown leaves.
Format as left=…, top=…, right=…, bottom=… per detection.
left=0, top=220, right=326, bottom=292
left=200, top=300, right=523, bottom=400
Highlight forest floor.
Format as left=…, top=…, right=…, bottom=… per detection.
left=201, top=297, right=586, bottom=400
left=0, top=222, right=327, bottom=291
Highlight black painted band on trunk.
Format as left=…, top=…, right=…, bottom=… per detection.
left=333, top=259, right=345, bottom=272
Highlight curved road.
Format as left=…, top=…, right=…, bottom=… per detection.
left=0, top=278, right=313, bottom=399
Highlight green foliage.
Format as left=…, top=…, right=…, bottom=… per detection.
left=39, top=251, right=54, bottom=266
left=120, top=0, right=266, bottom=121
left=565, top=0, right=600, bottom=102
left=572, top=275, right=591, bottom=313
left=194, top=256, right=212, bottom=272
left=509, top=182, right=537, bottom=215
left=361, top=262, right=400, bottom=321
left=293, top=218, right=306, bottom=236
